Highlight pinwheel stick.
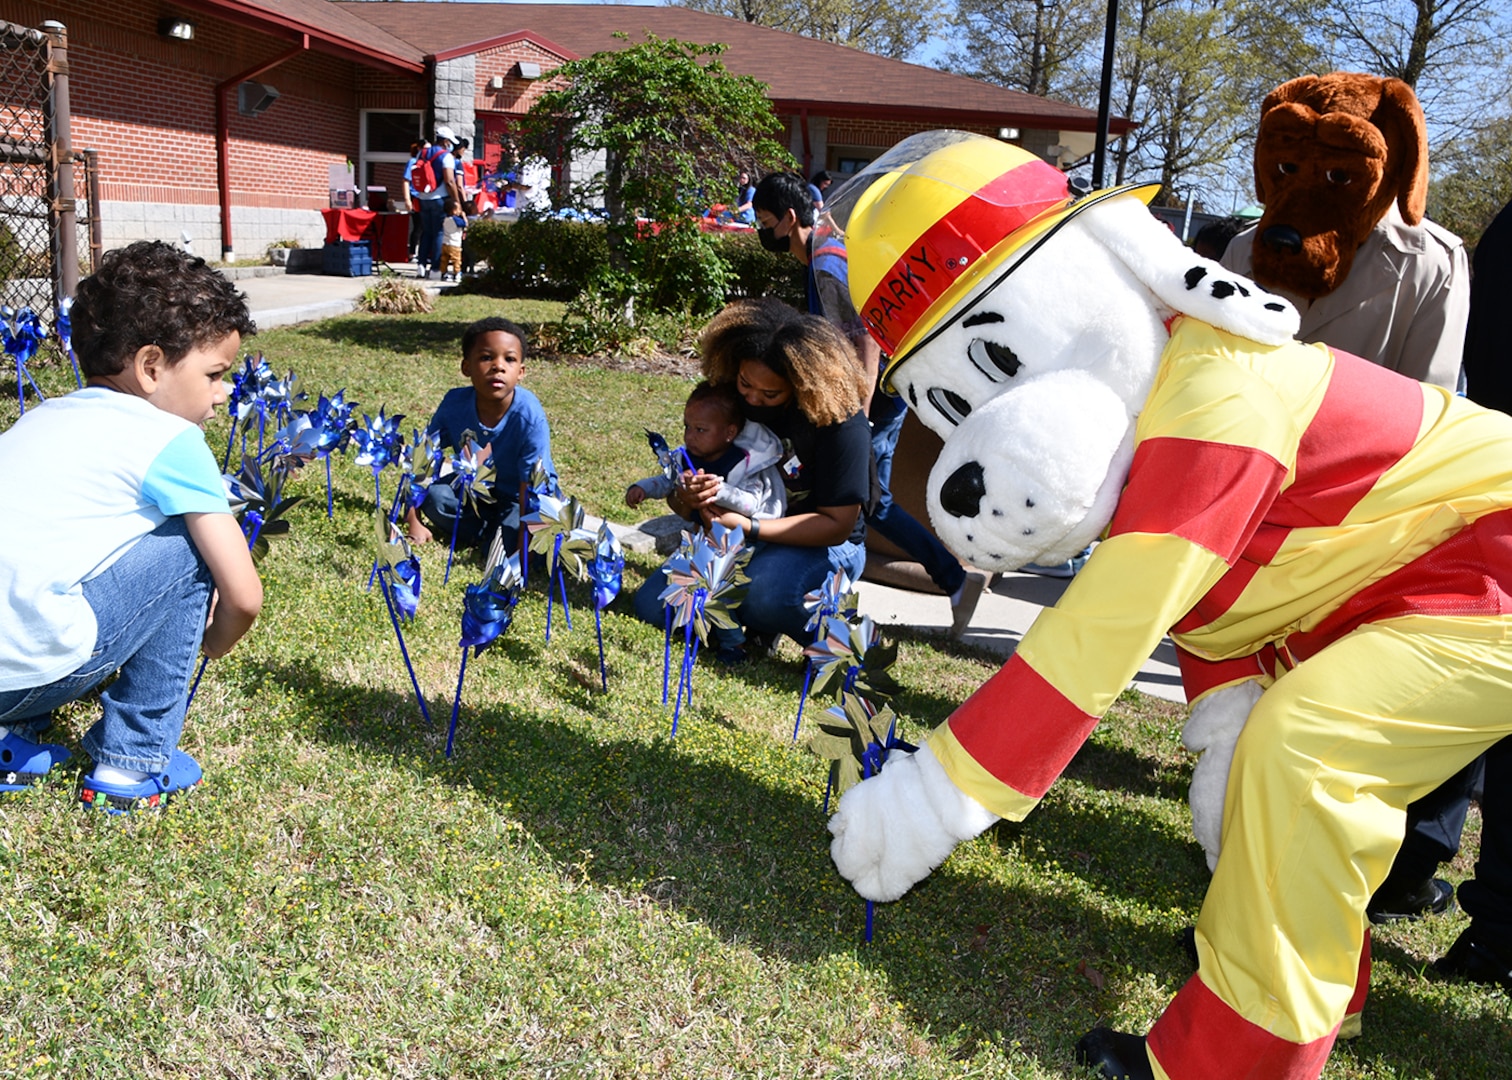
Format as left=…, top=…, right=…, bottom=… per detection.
left=380, top=572, right=432, bottom=727
left=669, top=620, right=698, bottom=737
left=445, top=646, right=469, bottom=759
left=863, top=753, right=877, bottom=944
left=444, top=510, right=462, bottom=585
left=325, top=455, right=335, bottom=519
left=662, top=606, right=673, bottom=704
left=793, top=658, right=815, bottom=743
left=185, top=655, right=210, bottom=712
left=595, top=607, right=608, bottom=692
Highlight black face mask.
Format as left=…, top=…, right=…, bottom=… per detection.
left=741, top=402, right=789, bottom=425
left=757, top=226, right=788, bottom=254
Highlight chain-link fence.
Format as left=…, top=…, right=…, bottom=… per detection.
left=1, top=18, right=93, bottom=334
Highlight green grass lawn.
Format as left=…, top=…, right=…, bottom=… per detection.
left=2, top=296, right=1508, bottom=1078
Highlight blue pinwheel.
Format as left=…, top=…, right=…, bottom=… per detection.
left=585, top=522, right=624, bottom=691
left=806, top=694, right=915, bottom=944
left=657, top=522, right=751, bottom=735
left=185, top=452, right=304, bottom=712
left=373, top=511, right=430, bottom=727
left=793, top=570, right=861, bottom=741
left=55, top=297, right=82, bottom=388
left=311, top=390, right=358, bottom=517
left=352, top=407, right=405, bottom=515
left=804, top=613, right=899, bottom=708
left=645, top=428, right=694, bottom=480
left=261, top=369, right=300, bottom=431
left=262, top=412, right=322, bottom=475
left=440, top=434, right=496, bottom=584
left=448, top=555, right=524, bottom=758
left=224, top=353, right=274, bottom=468
left=517, top=457, right=558, bottom=587
left=524, top=488, right=594, bottom=641
left=2, top=305, right=47, bottom=415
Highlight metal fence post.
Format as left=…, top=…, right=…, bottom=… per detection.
left=42, top=19, right=78, bottom=302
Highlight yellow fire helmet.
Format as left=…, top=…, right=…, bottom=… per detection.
left=824, top=130, right=1160, bottom=390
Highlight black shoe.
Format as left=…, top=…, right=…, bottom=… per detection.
left=745, top=632, right=779, bottom=660
left=715, top=644, right=747, bottom=666
left=1075, top=1028, right=1154, bottom=1080
left=1367, top=876, right=1455, bottom=923
left=1435, top=932, right=1512, bottom=992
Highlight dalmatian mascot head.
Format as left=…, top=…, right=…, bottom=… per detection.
left=826, top=131, right=1301, bottom=572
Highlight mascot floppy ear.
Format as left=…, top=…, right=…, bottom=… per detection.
left=1376, top=78, right=1429, bottom=225
left=1079, top=195, right=1300, bottom=344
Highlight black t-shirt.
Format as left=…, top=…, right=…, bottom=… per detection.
left=688, top=444, right=745, bottom=479
left=766, top=408, right=872, bottom=545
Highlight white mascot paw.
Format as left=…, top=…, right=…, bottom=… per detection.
left=1181, top=680, right=1264, bottom=871
left=828, top=741, right=999, bottom=901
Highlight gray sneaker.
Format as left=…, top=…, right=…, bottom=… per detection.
left=949, top=570, right=989, bottom=640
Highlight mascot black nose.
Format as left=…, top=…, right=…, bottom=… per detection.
left=1261, top=224, right=1303, bottom=255
left=939, top=461, right=986, bottom=519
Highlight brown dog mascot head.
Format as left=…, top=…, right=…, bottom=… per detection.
left=1250, top=72, right=1428, bottom=299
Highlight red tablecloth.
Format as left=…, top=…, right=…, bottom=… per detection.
left=322, top=207, right=374, bottom=242
left=321, top=209, right=410, bottom=262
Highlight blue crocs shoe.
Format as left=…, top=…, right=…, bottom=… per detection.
left=78, top=748, right=203, bottom=814
left=0, top=730, right=72, bottom=792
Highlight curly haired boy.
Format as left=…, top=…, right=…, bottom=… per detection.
left=0, top=240, right=263, bottom=812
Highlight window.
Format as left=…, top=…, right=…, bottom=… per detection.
left=364, top=111, right=423, bottom=155
left=359, top=110, right=424, bottom=195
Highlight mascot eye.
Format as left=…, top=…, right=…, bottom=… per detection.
left=1325, top=168, right=1351, bottom=185
left=967, top=338, right=1023, bottom=381
left=1277, top=162, right=1299, bottom=175
left=926, top=387, right=972, bottom=427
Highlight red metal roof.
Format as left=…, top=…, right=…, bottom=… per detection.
left=336, top=2, right=1129, bottom=133
left=172, top=0, right=426, bottom=73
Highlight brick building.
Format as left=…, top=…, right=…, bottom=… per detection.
left=1, top=0, right=1131, bottom=260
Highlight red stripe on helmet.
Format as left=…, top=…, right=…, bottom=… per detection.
left=861, top=159, right=1070, bottom=355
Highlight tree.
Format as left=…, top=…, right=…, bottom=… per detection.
left=1107, top=0, right=1322, bottom=206
left=1428, top=113, right=1512, bottom=251
left=675, top=0, right=945, bottom=60
left=1292, top=0, right=1510, bottom=139
left=515, top=35, right=791, bottom=313
left=946, top=0, right=1104, bottom=101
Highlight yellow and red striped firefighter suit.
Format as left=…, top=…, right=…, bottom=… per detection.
left=929, top=316, right=1512, bottom=1080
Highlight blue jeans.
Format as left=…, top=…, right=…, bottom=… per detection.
left=867, top=393, right=967, bottom=596
left=420, top=484, right=519, bottom=554
left=0, top=518, right=212, bottom=772
left=632, top=538, right=867, bottom=646
left=416, top=198, right=446, bottom=271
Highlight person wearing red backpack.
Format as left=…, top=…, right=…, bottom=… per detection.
left=408, top=127, right=460, bottom=279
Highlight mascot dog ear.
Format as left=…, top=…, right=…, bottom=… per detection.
left=1079, top=194, right=1300, bottom=345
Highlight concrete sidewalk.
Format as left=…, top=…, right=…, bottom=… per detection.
left=226, top=266, right=1185, bottom=706
left=856, top=569, right=1184, bottom=703
left=224, top=264, right=441, bottom=329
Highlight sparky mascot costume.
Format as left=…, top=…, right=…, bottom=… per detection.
left=822, top=130, right=1512, bottom=1080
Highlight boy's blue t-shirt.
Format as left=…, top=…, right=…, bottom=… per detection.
left=427, top=384, right=559, bottom=503
left=0, top=388, right=230, bottom=690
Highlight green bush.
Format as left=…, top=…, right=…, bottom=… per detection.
left=628, top=220, right=731, bottom=317
left=719, top=230, right=806, bottom=308
left=467, top=216, right=609, bottom=300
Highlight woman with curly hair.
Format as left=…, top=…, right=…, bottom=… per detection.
left=632, top=297, right=874, bottom=659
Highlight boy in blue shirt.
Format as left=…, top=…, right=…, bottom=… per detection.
left=0, top=241, right=264, bottom=811
left=406, top=316, right=559, bottom=556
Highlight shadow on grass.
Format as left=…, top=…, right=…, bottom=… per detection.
left=232, top=652, right=1512, bottom=1072
left=240, top=658, right=1214, bottom=1067
left=301, top=315, right=477, bottom=357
